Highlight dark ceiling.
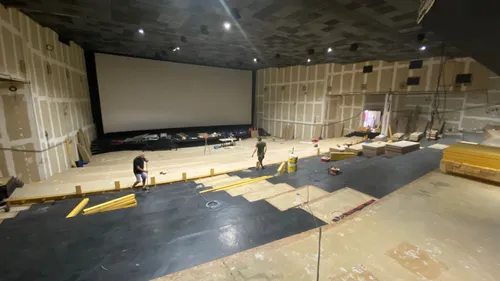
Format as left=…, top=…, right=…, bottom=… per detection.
left=2, top=0, right=460, bottom=70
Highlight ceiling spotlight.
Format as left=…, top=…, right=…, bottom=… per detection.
left=173, top=47, right=180, bottom=52
left=419, top=46, right=427, bottom=51
left=307, top=58, right=311, bottom=63
left=223, top=22, right=231, bottom=30
left=327, top=47, right=332, bottom=53
left=138, top=28, right=145, bottom=34
left=253, top=58, right=258, bottom=63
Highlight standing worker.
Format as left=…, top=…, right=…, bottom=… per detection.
left=132, top=154, right=149, bottom=191
left=252, top=137, right=267, bottom=170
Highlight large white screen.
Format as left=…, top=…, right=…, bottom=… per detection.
left=95, top=53, right=253, bottom=133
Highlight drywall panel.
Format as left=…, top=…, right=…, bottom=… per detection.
left=307, top=66, right=315, bottom=80
left=333, top=64, right=342, bottom=73
left=366, top=72, right=378, bottom=92
left=317, top=64, right=326, bottom=79
left=290, top=104, right=296, bottom=120
left=305, top=83, right=314, bottom=101
left=270, top=68, right=277, bottom=84
left=2, top=27, right=17, bottom=76
left=11, top=143, right=40, bottom=182
left=411, top=66, right=429, bottom=92
left=39, top=100, right=52, bottom=137
left=290, top=84, right=298, bottom=102
left=331, top=75, right=341, bottom=94
left=315, top=81, right=323, bottom=101
left=2, top=94, right=31, bottom=141
left=299, top=66, right=307, bottom=81
left=342, top=73, right=353, bottom=93
left=353, top=72, right=363, bottom=92
left=276, top=104, right=282, bottom=120
left=296, top=124, right=303, bottom=139
left=95, top=53, right=252, bottom=132
left=0, top=145, right=9, bottom=177
left=276, top=86, right=283, bottom=102
left=470, top=61, right=490, bottom=90
left=305, top=104, right=314, bottom=122
left=380, top=69, right=393, bottom=92
left=296, top=104, right=305, bottom=121
left=344, top=95, right=353, bottom=106
left=13, top=34, right=26, bottom=80
left=50, top=102, right=61, bottom=138
left=314, top=104, right=322, bottom=123
left=395, top=67, right=409, bottom=91
left=282, top=104, right=288, bottom=120
left=284, top=67, right=291, bottom=83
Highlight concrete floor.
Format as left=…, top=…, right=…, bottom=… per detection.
left=11, top=137, right=365, bottom=199
left=155, top=171, right=500, bottom=281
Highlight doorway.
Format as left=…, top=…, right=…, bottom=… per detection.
left=362, top=110, right=382, bottom=131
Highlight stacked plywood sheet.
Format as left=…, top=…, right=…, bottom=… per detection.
left=409, top=132, right=424, bottom=142
left=385, top=141, right=420, bottom=157
left=362, top=142, right=387, bottom=157
left=345, top=143, right=363, bottom=155
left=441, top=142, right=500, bottom=183
left=426, top=129, right=438, bottom=140
left=390, top=133, right=405, bottom=142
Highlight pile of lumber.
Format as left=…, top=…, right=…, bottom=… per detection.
left=390, top=133, right=405, bottom=142
left=82, top=194, right=137, bottom=215
left=345, top=143, right=364, bottom=155
left=426, top=129, right=438, bottom=140
left=409, top=132, right=424, bottom=142
left=362, top=142, right=387, bottom=157
left=441, top=142, right=500, bottom=183
left=385, top=141, right=420, bottom=157
left=330, top=152, right=356, bottom=161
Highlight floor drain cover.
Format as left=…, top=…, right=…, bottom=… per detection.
left=206, top=200, right=221, bottom=209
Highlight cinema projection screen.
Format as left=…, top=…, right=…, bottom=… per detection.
left=95, top=53, right=253, bottom=133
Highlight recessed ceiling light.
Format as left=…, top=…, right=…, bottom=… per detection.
left=327, top=47, right=332, bottom=53
left=307, top=58, right=311, bottom=63
left=173, top=47, right=180, bottom=52
left=223, top=22, right=231, bottom=30
left=253, top=58, right=257, bottom=63
left=419, top=46, right=427, bottom=51
left=138, top=28, right=144, bottom=34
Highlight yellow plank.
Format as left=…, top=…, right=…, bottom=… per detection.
left=277, top=162, right=286, bottom=176
left=65, top=198, right=89, bottom=218
left=85, top=201, right=137, bottom=215
left=82, top=194, right=135, bottom=214
left=200, top=176, right=272, bottom=194
left=84, top=198, right=137, bottom=215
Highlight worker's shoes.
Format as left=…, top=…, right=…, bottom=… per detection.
left=142, top=186, right=150, bottom=192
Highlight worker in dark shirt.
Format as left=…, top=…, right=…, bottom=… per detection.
left=132, top=154, right=149, bottom=191
left=252, top=137, right=267, bottom=170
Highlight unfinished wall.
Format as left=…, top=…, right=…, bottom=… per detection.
left=0, top=5, right=95, bottom=182
left=256, top=57, right=499, bottom=139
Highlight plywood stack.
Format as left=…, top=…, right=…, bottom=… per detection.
left=440, top=142, right=500, bottom=183
left=426, top=129, right=438, bottom=140
left=409, top=132, right=424, bottom=142
left=385, top=141, right=420, bottom=157
left=345, top=143, right=364, bottom=155
left=362, top=142, right=387, bottom=157
left=390, top=133, right=405, bottom=142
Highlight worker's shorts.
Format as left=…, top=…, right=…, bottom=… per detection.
left=258, top=155, right=265, bottom=162
left=135, top=172, right=147, bottom=182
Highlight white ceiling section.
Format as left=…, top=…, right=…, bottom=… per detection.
left=95, top=53, right=252, bottom=133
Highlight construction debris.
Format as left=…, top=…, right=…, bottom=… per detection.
left=427, top=129, right=439, bottom=140
left=328, top=167, right=341, bottom=176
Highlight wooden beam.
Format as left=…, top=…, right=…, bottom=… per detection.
left=82, top=194, right=135, bottom=214
left=75, top=185, right=82, bottom=194
left=65, top=198, right=89, bottom=218
left=114, top=181, right=120, bottom=190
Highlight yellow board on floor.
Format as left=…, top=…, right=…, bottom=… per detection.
left=66, top=198, right=89, bottom=218
left=84, top=199, right=137, bottom=215
left=276, top=161, right=286, bottom=176
left=330, top=152, right=356, bottom=161
left=200, top=176, right=272, bottom=194
left=266, top=185, right=329, bottom=211
left=82, top=194, right=135, bottom=214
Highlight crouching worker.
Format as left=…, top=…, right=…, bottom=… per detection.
left=132, top=154, right=149, bottom=191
